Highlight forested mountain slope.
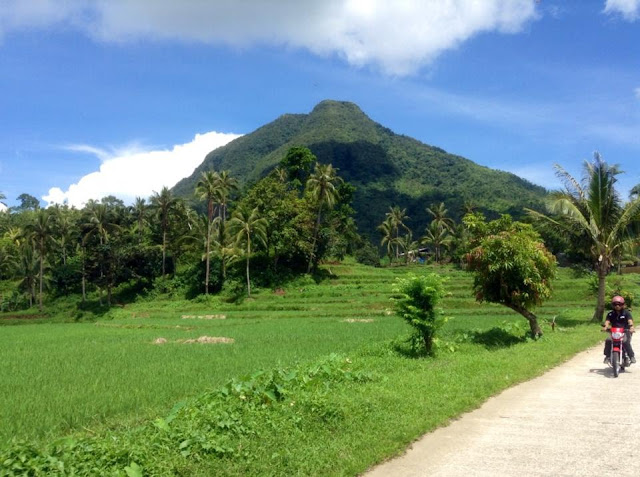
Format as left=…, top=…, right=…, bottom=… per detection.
left=173, top=100, right=547, bottom=240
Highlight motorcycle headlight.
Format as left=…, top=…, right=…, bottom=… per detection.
left=611, top=331, right=625, bottom=340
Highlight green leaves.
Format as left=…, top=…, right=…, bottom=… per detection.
left=466, top=215, right=556, bottom=337
left=392, top=273, right=447, bottom=355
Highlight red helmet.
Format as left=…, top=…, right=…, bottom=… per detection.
left=612, top=295, right=625, bottom=305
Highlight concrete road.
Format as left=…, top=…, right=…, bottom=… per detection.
left=364, top=345, right=640, bottom=476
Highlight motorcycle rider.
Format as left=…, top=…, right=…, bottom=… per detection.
left=602, top=295, right=636, bottom=365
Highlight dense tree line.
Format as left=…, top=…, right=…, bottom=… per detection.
left=0, top=148, right=358, bottom=312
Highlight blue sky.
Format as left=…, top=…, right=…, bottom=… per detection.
left=0, top=0, right=639, bottom=210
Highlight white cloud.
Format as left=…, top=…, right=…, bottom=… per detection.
left=42, top=131, right=241, bottom=208
left=0, top=0, right=538, bottom=75
left=604, top=0, right=640, bottom=20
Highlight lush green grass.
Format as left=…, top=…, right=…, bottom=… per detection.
left=2, top=262, right=633, bottom=475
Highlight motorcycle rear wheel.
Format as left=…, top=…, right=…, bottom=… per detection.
left=612, top=352, right=620, bottom=377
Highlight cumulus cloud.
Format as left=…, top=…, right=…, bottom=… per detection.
left=43, top=131, right=241, bottom=208
left=604, top=0, right=640, bottom=20
left=0, top=0, right=538, bottom=75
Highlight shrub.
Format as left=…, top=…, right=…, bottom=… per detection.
left=392, top=273, right=447, bottom=356
left=353, top=240, right=381, bottom=267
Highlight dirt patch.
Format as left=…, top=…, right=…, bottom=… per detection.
left=153, top=336, right=235, bottom=345
left=181, top=314, right=226, bottom=320
left=131, top=312, right=150, bottom=318
left=96, top=323, right=194, bottom=330
left=180, top=336, right=235, bottom=344
left=342, top=318, right=375, bottom=323
left=153, top=336, right=234, bottom=345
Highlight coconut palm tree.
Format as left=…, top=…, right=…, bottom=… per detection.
left=421, top=221, right=453, bottom=264
left=378, top=216, right=396, bottom=264
left=130, top=197, right=148, bottom=243
left=426, top=202, right=455, bottom=233
left=83, top=203, right=120, bottom=246
left=306, top=163, right=342, bottom=273
left=396, top=231, right=418, bottom=264
left=16, top=243, right=38, bottom=308
left=82, top=203, right=122, bottom=306
left=228, top=206, right=267, bottom=297
left=50, top=205, right=77, bottom=265
left=150, top=187, right=178, bottom=276
left=385, top=206, right=410, bottom=259
left=216, top=170, right=238, bottom=223
left=23, top=209, right=54, bottom=311
left=196, top=171, right=221, bottom=294
left=527, top=152, right=640, bottom=321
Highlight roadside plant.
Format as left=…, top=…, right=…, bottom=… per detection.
left=465, top=214, right=556, bottom=338
left=392, top=273, right=447, bottom=356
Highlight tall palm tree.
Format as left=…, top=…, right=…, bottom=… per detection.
left=16, top=243, right=38, bottom=308
left=23, top=209, right=54, bottom=311
left=378, top=216, right=396, bottom=264
left=83, top=203, right=120, bottom=245
left=385, top=206, right=410, bottom=259
left=528, top=152, right=640, bottom=321
left=396, top=231, right=418, bottom=264
left=50, top=205, right=76, bottom=265
left=150, top=187, right=178, bottom=276
left=0, top=244, right=17, bottom=279
left=196, top=171, right=221, bottom=294
left=216, top=170, right=238, bottom=223
left=82, top=203, right=121, bottom=306
left=306, top=163, right=342, bottom=273
left=421, top=221, right=453, bottom=263
left=228, top=207, right=267, bottom=297
left=131, top=197, right=148, bottom=243
left=426, top=202, right=455, bottom=233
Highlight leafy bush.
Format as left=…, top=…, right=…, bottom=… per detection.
left=392, top=273, right=447, bottom=356
left=353, top=240, right=381, bottom=267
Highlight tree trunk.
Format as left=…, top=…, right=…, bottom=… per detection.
left=162, top=230, right=167, bottom=276
left=81, top=248, right=86, bottom=303
left=593, top=259, right=608, bottom=322
left=246, top=238, right=251, bottom=297
left=508, top=303, right=542, bottom=338
left=38, top=243, right=44, bottom=312
left=307, top=212, right=322, bottom=273
left=205, top=221, right=211, bottom=295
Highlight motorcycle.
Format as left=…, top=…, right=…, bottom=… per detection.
left=607, top=326, right=630, bottom=378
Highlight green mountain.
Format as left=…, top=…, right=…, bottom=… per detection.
left=173, top=100, right=548, bottom=241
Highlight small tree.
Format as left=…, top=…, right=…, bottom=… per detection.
left=465, top=214, right=556, bottom=338
left=393, top=273, right=447, bottom=355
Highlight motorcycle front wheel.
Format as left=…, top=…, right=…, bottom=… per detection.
left=612, top=352, right=620, bottom=377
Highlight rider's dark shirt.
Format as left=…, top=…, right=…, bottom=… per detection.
left=606, top=309, right=633, bottom=329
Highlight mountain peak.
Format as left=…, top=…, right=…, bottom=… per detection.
left=310, top=99, right=365, bottom=115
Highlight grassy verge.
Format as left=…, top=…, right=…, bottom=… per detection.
left=1, top=323, right=601, bottom=476
left=1, top=262, right=632, bottom=475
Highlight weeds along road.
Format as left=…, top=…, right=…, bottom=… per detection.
left=365, top=344, right=640, bottom=477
